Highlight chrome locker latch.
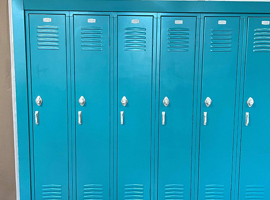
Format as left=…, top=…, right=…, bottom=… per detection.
left=247, top=97, right=254, bottom=108
left=163, top=97, right=170, bottom=107
left=203, top=112, right=207, bottom=125
left=120, top=111, right=124, bottom=125
left=203, top=97, right=211, bottom=125
left=205, top=97, right=212, bottom=107
left=121, top=96, right=128, bottom=107
left=79, top=96, right=86, bottom=106
left=245, top=112, right=249, bottom=126
left=78, top=111, right=82, bottom=125
left=162, top=112, right=166, bottom=125
left=35, top=96, right=43, bottom=106
left=35, top=111, right=39, bottom=125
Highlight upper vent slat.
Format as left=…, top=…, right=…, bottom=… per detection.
left=42, top=184, right=62, bottom=199
left=37, top=26, right=60, bottom=50
left=167, top=28, right=189, bottom=52
left=165, top=184, right=184, bottom=200
left=125, top=184, right=144, bottom=200
left=210, top=29, right=232, bottom=52
left=245, top=185, right=265, bottom=199
left=253, top=28, right=270, bottom=52
left=81, top=26, right=103, bottom=51
left=125, top=27, right=146, bottom=51
left=84, top=184, right=103, bottom=200
left=205, top=184, right=224, bottom=200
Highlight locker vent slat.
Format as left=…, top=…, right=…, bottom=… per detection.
left=210, top=29, right=232, bottom=52
left=167, top=28, right=189, bottom=52
left=84, top=184, right=103, bottom=200
left=253, top=28, right=270, bottom=52
left=42, top=184, right=62, bottom=199
left=205, top=184, right=224, bottom=200
left=124, top=27, right=146, bottom=51
left=245, top=185, right=264, bottom=200
left=124, top=184, right=144, bottom=200
left=165, top=184, right=184, bottom=200
left=81, top=27, right=103, bottom=51
left=37, top=26, right=59, bottom=50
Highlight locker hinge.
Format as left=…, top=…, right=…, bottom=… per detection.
left=149, top=189, right=151, bottom=197
left=109, top=37, right=111, bottom=46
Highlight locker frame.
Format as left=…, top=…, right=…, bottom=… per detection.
left=25, top=10, right=72, bottom=200
left=113, top=12, right=157, bottom=200
left=9, top=0, right=270, bottom=199
left=237, top=14, right=270, bottom=200
left=69, top=11, right=114, bottom=200
left=22, top=1, right=270, bottom=13
left=197, top=14, right=245, bottom=200
left=156, top=12, right=201, bottom=200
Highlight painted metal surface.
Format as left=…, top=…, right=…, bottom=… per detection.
left=11, top=0, right=31, bottom=198
left=239, top=16, right=270, bottom=200
left=23, top=0, right=270, bottom=13
left=74, top=14, right=111, bottom=200
left=117, top=15, right=153, bottom=200
left=199, top=16, right=241, bottom=200
left=158, top=15, right=198, bottom=200
left=13, top=1, right=270, bottom=200
left=28, top=14, right=69, bottom=199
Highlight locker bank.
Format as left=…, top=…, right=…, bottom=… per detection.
left=10, top=0, right=270, bottom=199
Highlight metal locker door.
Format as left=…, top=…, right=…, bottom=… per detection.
left=239, top=17, right=270, bottom=200
left=199, top=16, right=240, bottom=200
left=74, top=15, right=110, bottom=199
left=117, top=15, right=153, bottom=200
left=159, top=16, right=197, bottom=200
left=28, top=14, right=68, bottom=199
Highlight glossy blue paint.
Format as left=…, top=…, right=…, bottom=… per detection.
left=239, top=15, right=270, bottom=200
left=199, top=15, right=241, bottom=200
left=158, top=15, right=198, bottom=200
left=12, top=1, right=270, bottom=200
left=117, top=14, right=154, bottom=200
left=11, top=0, right=31, bottom=198
left=73, top=14, right=111, bottom=200
left=23, top=0, right=270, bottom=14
left=28, top=14, right=69, bottom=199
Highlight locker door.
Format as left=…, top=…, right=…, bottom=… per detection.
left=29, top=14, right=68, bottom=199
left=239, top=17, right=270, bottom=200
left=117, top=15, right=153, bottom=200
left=74, top=15, right=110, bottom=199
left=158, top=16, right=197, bottom=200
left=199, top=16, right=240, bottom=200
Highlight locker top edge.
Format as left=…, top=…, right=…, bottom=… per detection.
left=23, top=0, right=270, bottom=14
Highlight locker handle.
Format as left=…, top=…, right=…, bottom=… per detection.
left=78, top=111, right=82, bottom=125
left=162, top=111, right=165, bottom=125
left=203, top=112, right=207, bottom=125
left=35, top=111, right=39, bottom=125
left=245, top=112, right=249, bottom=126
left=121, top=111, right=124, bottom=125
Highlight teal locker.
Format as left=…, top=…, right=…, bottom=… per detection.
left=199, top=16, right=241, bottom=200
left=158, top=16, right=197, bottom=200
left=74, top=15, right=111, bottom=199
left=239, top=16, right=270, bottom=200
left=117, top=15, right=154, bottom=200
left=28, top=14, right=69, bottom=199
